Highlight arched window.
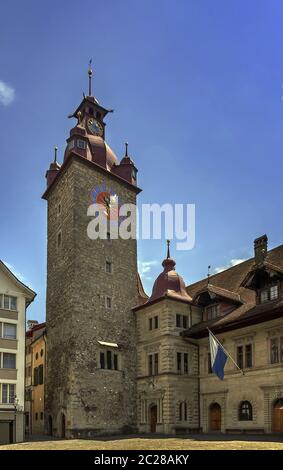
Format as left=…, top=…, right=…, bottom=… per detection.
left=239, top=401, right=253, bottom=421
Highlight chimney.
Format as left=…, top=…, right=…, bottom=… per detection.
left=27, top=320, right=38, bottom=330
left=254, top=235, right=268, bottom=265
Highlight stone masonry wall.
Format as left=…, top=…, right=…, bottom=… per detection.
left=45, top=157, right=139, bottom=437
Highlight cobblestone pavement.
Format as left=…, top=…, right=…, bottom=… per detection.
left=1, top=434, right=283, bottom=450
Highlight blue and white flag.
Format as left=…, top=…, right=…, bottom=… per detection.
left=209, top=330, right=228, bottom=380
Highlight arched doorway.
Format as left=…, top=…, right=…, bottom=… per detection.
left=209, top=403, right=221, bottom=431
left=48, top=416, right=53, bottom=436
left=61, top=413, right=66, bottom=438
left=149, top=405, right=157, bottom=433
left=273, top=399, right=283, bottom=432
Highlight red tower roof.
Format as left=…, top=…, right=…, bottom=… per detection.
left=148, top=241, right=192, bottom=304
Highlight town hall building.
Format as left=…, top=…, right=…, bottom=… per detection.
left=42, top=68, right=283, bottom=437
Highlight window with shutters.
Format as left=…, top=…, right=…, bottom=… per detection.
left=33, top=367, right=38, bottom=386
left=38, top=365, right=44, bottom=385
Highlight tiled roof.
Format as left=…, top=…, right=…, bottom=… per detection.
left=185, top=244, right=283, bottom=338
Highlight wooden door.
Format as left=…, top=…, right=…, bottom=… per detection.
left=209, top=403, right=221, bottom=431
left=273, top=400, right=283, bottom=432
left=150, top=405, right=157, bottom=433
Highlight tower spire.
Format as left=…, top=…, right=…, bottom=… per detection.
left=54, top=146, right=58, bottom=163
left=167, top=239, right=171, bottom=259
left=88, top=59, right=93, bottom=96
left=125, top=141, right=128, bottom=157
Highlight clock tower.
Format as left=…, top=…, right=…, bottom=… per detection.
left=43, top=66, right=141, bottom=437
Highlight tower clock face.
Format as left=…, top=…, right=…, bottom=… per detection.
left=87, top=118, right=103, bottom=136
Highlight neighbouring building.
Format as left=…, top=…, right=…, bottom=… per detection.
left=25, top=321, right=46, bottom=436
left=42, top=69, right=283, bottom=437
left=0, top=261, right=36, bottom=444
left=135, top=235, right=283, bottom=434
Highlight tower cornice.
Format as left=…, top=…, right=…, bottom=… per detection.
left=42, top=151, right=142, bottom=200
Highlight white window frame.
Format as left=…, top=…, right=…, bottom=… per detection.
left=3, top=322, right=17, bottom=340
left=0, top=383, right=16, bottom=404
left=0, top=294, right=17, bottom=311
left=1, top=352, right=17, bottom=369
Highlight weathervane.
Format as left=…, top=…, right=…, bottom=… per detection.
left=54, top=146, right=58, bottom=163
left=88, top=59, right=93, bottom=96
left=125, top=141, right=128, bottom=157
left=207, top=265, right=211, bottom=285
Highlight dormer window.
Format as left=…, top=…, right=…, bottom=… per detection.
left=206, top=304, right=219, bottom=320
left=77, top=139, right=86, bottom=150
left=259, top=284, right=279, bottom=303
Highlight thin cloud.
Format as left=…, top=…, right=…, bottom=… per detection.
left=214, top=258, right=246, bottom=274
left=138, top=260, right=158, bottom=281
left=0, top=81, right=15, bottom=106
left=3, top=260, right=33, bottom=288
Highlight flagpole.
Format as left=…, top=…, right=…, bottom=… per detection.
left=207, top=328, right=245, bottom=375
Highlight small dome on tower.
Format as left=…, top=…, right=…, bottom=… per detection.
left=148, top=241, right=192, bottom=303
left=45, top=147, right=61, bottom=187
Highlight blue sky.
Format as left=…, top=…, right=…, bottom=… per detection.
left=1, top=0, right=283, bottom=323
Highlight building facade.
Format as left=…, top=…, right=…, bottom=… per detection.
left=0, top=261, right=36, bottom=444
left=25, top=321, right=46, bottom=436
left=135, top=235, right=283, bottom=435
left=43, top=73, right=283, bottom=437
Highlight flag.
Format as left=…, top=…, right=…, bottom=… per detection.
left=209, top=330, right=228, bottom=380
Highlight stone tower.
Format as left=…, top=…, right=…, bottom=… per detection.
left=43, top=68, right=141, bottom=437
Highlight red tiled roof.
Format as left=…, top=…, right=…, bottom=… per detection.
left=26, top=322, right=46, bottom=337
left=185, top=244, right=283, bottom=338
